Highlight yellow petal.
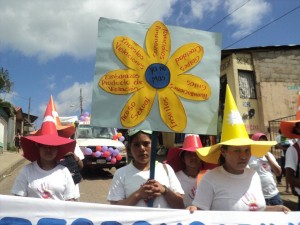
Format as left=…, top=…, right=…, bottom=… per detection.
left=113, top=36, right=149, bottom=72
left=167, top=43, right=204, bottom=75
left=99, top=69, right=144, bottom=94
left=158, top=88, right=186, bottom=132
left=170, top=74, right=211, bottom=100
left=146, top=21, right=171, bottom=64
left=120, top=89, right=156, bottom=127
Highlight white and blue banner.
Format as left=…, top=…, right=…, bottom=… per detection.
left=0, top=195, right=299, bottom=225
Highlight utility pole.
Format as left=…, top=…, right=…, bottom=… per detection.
left=27, top=97, right=31, bottom=124
left=80, top=88, right=83, bottom=115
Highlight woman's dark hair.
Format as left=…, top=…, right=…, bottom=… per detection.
left=127, top=131, right=152, bottom=161
left=218, top=145, right=228, bottom=165
left=293, top=122, right=300, bottom=135
left=128, top=130, right=152, bottom=144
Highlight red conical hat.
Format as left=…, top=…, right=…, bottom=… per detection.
left=280, top=93, right=300, bottom=139
left=31, top=96, right=75, bottom=138
left=180, top=134, right=203, bottom=151
left=166, top=134, right=203, bottom=172
left=21, top=99, right=76, bottom=162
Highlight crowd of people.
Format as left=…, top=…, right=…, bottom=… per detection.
left=10, top=87, right=300, bottom=214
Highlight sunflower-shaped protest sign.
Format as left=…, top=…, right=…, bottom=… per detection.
left=91, top=17, right=221, bottom=134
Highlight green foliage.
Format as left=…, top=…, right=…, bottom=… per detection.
left=0, top=99, right=16, bottom=117
left=0, top=67, right=13, bottom=94
left=0, top=67, right=15, bottom=117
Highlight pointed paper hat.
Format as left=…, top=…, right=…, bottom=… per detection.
left=21, top=100, right=76, bottom=162
left=251, top=133, right=267, bottom=141
left=280, top=93, right=300, bottom=139
left=180, top=134, right=203, bottom=151
left=167, top=134, right=203, bottom=172
left=33, top=96, right=75, bottom=138
left=196, top=85, right=276, bottom=164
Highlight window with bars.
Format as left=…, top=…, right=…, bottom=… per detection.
left=238, top=70, right=256, bottom=99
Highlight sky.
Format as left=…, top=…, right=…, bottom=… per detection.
left=0, top=0, right=300, bottom=129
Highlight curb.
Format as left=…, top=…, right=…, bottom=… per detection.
left=0, top=157, right=26, bottom=183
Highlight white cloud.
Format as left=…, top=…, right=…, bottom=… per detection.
left=55, top=81, right=93, bottom=116
left=0, top=0, right=274, bottom=61
left=0, top=0, right=175, bottom=62
left=224, top=0, right=271, bottom=39
left=191, top=0, right=221, bottom=19
left=35, top=81, right=93, bottom=127
left=44, top=74, right=56, bottom=90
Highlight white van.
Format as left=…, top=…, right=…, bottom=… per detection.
left=75, top=123, right=128, bottom=170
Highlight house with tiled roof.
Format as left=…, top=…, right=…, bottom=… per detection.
left=0, top=106, right=37, bottom=153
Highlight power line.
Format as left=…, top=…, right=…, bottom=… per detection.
left=224, top=4, right=300, bottom=49
left=137, top=0, right=158, bottom=22
left=206, top=0, right=251, bottom=31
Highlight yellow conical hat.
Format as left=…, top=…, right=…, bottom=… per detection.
left=221, top=85, right=249, bottom=142
left=196, top=84, right=276, bottom=164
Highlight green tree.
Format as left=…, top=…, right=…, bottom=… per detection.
left=0, top=67, right=13, bottom=93
left=0, top=67, right=15, bottom=117
left=0, top=99, right=16, bottom=117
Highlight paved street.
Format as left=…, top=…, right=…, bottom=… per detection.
left=79, top=168, right=115, bottom=204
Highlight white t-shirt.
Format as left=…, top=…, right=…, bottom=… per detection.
left=73, top=144, right=85, bottom=199
left=248, top=152, right=279, bottom=199
left=176, top=170, right=197, bottom=207
left=11, top=161, right=75, bottom=200
left=107, top=162, right=184, bottom=208
left=192, top=166, right=266, bottom=211
left=285, top=140, right=300, bottom=195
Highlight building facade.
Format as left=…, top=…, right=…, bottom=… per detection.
left=221, top=45, right=300, bottom=140
left=162, top=45, right=300, bottom=150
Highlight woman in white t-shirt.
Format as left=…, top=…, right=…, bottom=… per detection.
left=166, top=134, right=213, bottom=207
left=11, top=103, right=76, bottom=201
left=188, top=84, right=289, bottom=213
left=248, top=133, right=283, bottom=205
left=107, top=130, right=184, bottom=208
left=189, top=144, right=289, bottom=212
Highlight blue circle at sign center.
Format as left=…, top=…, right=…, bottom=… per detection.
left=145, top=63, right=170, bottom=89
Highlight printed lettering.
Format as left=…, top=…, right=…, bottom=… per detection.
left=162, top=97, right=178, bottom=128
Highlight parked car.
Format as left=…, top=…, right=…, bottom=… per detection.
left=75, top=124, right=128, bottom=170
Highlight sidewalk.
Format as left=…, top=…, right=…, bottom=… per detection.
left=0, top=150, right=27, bottom=182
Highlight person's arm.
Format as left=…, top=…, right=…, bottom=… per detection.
left=74, top=144, right=85, bottom=169
left=64, top=152, right=84, bottom=169
left=156, top=181, right=184, bottom=209
left=264, top=205, right=290, bottom=213
left=286, top=167, right=300, bottom=194
left=11, top=167, right=28, bottom=197
left=265, top=153, right=281, bottom=176
left=73, top=154, right=84, bottom=169
left=285, top=146, right=300, bottom=192
left=187, top=205, right=203, bottom=213
left=63, top=167, right=76, bottom=201
left=110, top=185, right=148, bottom=206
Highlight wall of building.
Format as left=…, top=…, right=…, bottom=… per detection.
left=220, top=53, right=261, bottom=135
left=252, top=48, right=300, bottom=129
